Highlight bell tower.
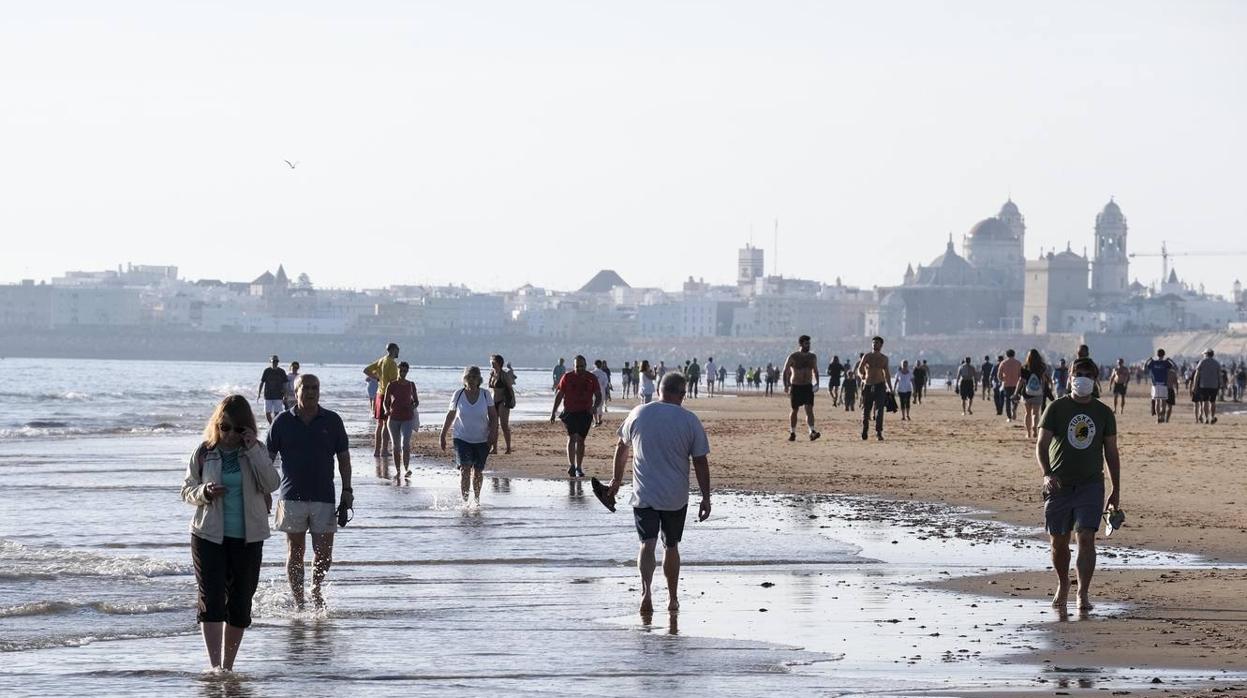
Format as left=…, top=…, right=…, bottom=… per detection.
left=1091, top=198, right=1129, bottom=307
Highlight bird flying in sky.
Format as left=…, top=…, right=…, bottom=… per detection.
left=284, top=160, right=299, bottom=169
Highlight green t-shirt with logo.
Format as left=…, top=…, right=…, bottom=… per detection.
left=1039, top=396, right=1116, bottom=485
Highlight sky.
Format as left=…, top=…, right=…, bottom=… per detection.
left=2, top=1, right=1245, bottom=296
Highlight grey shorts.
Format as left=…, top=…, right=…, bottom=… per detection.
left=1044, top=481, right=1104, bottom=536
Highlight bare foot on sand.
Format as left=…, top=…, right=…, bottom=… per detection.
left=668, top=597, right=679, bottom=613
left=1051, top=584, right=1070, bottom=608
left=1077, top=595, right=1094, bottom=611
left=639, top=595, right=653, bottom=616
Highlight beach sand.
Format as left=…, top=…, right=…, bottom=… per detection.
left=414, top=387, right=1247, bottom=676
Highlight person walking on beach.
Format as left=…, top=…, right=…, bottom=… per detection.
left=1036, top=357, right=1121, bottom=611
left=1053, top=358, right=1070, bottom=398
left=911, top=359, right=927, bottom=406
left=842, top=368, right=858, bottom=412
left=1193, top=349, right=1222, bottom=425
left=827, top=356, right=844, bottom=406
left=1109, top=358, right=1130, bottom=414
left=893, top=359, right=914, bottom=421
left=991, top=355, right=1005, bottom=415
left=980, top=356, right=994, bottom=402
left=704, top=357, right=717, bottom=397
left=957, top=357, right=977, bottom=415
left=605, top=372, right=711, bottom=617
left=998, top=349, right=1022, bottom=423
left=856, top=337, right=891, bottom=441
left=550, top=355, right=601, bottom=478
left=284, top=361, right=301, bottom=411
left=638, top=360, right=656, bottom=404
left=489, top=354, right=515, bottom=454
left=182, top=395, right=281, bottom=671
left=1018, top=349, right=1053, bottom=440
left=782, top=335, right=821, bottom=442
left=1145, top=349, right=1175, bottom=424
left=440, top=366, right=499, bottom=503
left=363, top=343, right=400, bottom=457
left=266, top=374, right=352, bottom=610
left=384, top=362, right=419, bottom=481
left=258, top=355, right=288, bottom=424
left=685, top=359, right=701, bottom=399
left=621, top=362, right=634, bottom=399
left=552, top=358, right=566, bottom=391
left=592, top=360, right=610, bottom=426
left=718, top=364, right=727, bottom=391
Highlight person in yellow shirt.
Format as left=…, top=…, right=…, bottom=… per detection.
left=363, top=343, right=400, bottom=457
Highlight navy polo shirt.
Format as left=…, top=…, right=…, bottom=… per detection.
left=266, top=406, right=349, bottom=504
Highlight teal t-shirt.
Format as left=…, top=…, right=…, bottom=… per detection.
left=220, top=448, right=245, bottom=539
left=1039, top=396, right=1116, bottom=486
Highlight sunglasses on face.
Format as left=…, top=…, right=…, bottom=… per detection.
left=218, top=424, right=246, bottom=433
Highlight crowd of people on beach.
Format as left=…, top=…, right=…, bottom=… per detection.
left=179, top=334, right=1237, bottom=672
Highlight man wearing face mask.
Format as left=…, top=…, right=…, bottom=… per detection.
left=1035, top=358, right=1121, bottom=612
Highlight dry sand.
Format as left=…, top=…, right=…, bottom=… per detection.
left=414, top=387, right=1247, bottom=678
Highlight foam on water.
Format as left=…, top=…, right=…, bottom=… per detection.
left=0, top=539, right=189, bottom=579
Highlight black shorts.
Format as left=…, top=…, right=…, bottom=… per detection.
left=790, top=384, right=815, bottom=408
left=1113, top=384, right=1127, bottom=396
left=959, top=379, right=975, bottom=399
left=634, top=506, right=688, bottom=545
left=560, top=410, right=592, bottom=437
left=1197, top=387, right=1218, bottom=403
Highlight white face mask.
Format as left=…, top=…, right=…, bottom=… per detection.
left=1070, top=376, right=1095, bottom=398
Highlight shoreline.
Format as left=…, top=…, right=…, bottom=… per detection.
left=412, top=389, right=1247, bottom=675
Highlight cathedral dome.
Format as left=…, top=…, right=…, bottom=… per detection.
left=967, top=217, right=1012, bottom=241
left=999, top=199, right=1020, bottom=217
left=1098, top=199, right=1124, bottom=222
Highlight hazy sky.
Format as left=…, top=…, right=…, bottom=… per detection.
left=3, top=1, right=1245, bottom=296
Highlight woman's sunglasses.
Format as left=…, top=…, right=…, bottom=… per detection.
left=218, top=424, right=246, bottom=433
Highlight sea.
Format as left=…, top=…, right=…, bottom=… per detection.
left=0, top=358, right=1240, bottom=697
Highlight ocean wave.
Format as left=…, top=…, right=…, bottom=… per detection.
left=0, top=599, right=182, bottom=619
left=0, top=423, right=195, bottom=440
left=0, top=539, right=190, bottom=579
left=0, top=627, right=192, bottom=653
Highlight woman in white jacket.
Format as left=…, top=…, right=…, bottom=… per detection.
left=181, top=395, right=281, bottom=671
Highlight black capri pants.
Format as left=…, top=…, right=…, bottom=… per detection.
left=191, top=534, right=264, bottom=628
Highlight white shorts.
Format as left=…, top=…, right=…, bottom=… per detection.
left=274, top=499, right=338, bottom=534
left=265, top=399, right=286, bottom=414
left=1151, top=383, right=1168, bottom=400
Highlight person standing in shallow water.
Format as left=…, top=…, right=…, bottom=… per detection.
left=182, top=395, right=280, bottom=671
left=607, top=372, right=711, bottom=617
left=1036, top=357, right=1121, bottom=611
left=266, top=374, right=352, bottom=610
left=440, top=366, right=499, bottom=503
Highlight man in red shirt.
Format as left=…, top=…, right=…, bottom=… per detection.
left=550, top=355, right=602, bottom=478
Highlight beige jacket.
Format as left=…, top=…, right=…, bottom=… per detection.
left=181, top=442, right=281, bottom=544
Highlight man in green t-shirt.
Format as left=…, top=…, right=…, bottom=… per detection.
left=1035, top=357, right=1121, bottom=612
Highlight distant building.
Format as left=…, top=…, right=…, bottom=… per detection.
left=1091, top=199, right=1130, bottom=307
left=737, top=244, right=765, bottom=294
left=1023, top=247, right=1090, bottom=334
left=889, top=236, right=1013, bottom=335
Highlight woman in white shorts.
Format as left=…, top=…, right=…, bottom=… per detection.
left=638, top=360, right=656, bottom=404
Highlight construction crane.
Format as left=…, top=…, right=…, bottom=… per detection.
left=1128, top=241, right=1247, bottom=282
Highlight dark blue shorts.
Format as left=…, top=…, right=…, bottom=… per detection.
left=453, top=438, right=489, bottom=470
left=634, top=506, right=687, bottom=545
left=1044, top=480, right=1104, bottom=535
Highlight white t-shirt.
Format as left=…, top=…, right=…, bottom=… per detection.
left=618, top=402, right=710, bottom=511
left=591, top=368, right=609, bottom=400
left=449, top=388, right=493, bottom=443
left=704, top=361, right=717, bottom=379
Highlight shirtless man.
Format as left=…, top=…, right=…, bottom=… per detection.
left=856, top=336, right=891, bottom=441
left=1108, top=358, right=1131, bottom=414
left=782, top=335, right=821, bottom=442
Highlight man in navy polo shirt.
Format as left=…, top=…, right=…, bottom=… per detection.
left=266, top=374, right=352, bottom=610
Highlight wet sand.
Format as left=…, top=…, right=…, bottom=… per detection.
left=414, top=387, right=1247, bottom=676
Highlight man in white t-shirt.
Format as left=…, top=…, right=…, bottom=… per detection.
left=704, top=357, right=718, bottom=397
left=607, top=372, right=712, bottom=617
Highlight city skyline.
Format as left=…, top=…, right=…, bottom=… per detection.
left=3, top=1, right=1245, bottom=296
